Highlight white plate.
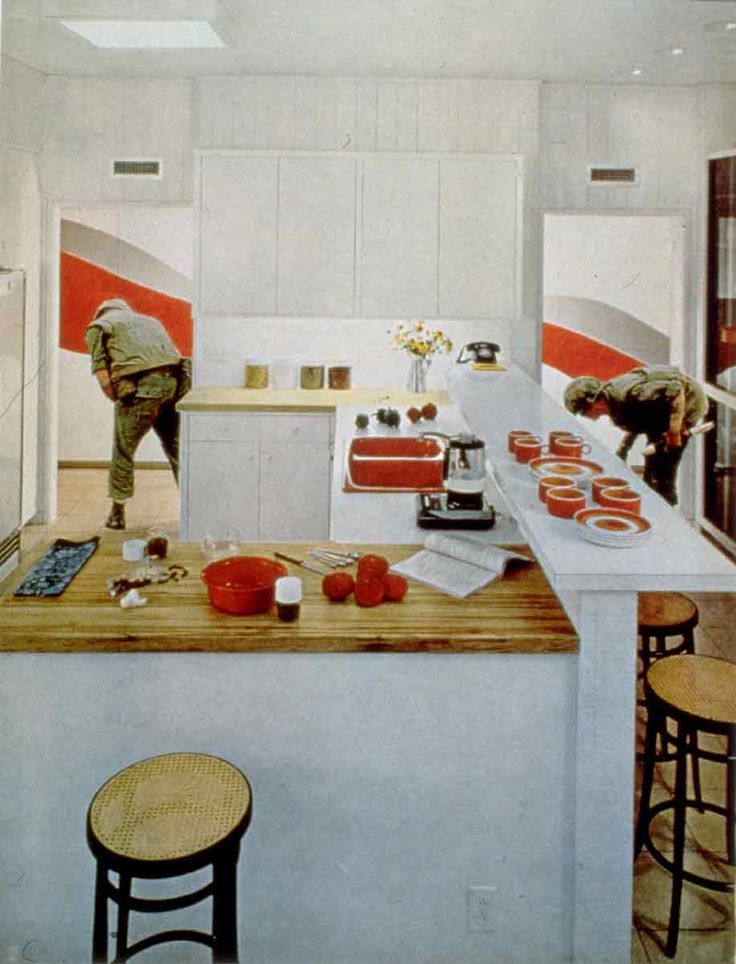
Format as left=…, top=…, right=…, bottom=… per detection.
left=528, top=456, right=604, bottom=482
left=574, top=508, right=652, bottom=548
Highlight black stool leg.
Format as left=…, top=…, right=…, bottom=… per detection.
left=727, top=728, right=735, bottom=866
left=666, top=721, right=689, bottom=959
left=92, top=861, right=109, bottom=964
left=635, top=701, right=659, bottom=858
left=212, top=854, right=239, bottom=963
left=115, top=873, right=131, bottom=962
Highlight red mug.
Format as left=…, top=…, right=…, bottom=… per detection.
left=591, top=476, right=629, bottom=504
left=538, top=474, right=577, bottom=503
left=514, top=435, right=546, bottom=464
left=553, top=436, right=592, bottom=459
left=599, top=486, right=642, bottom=514
left=548, top=430, right=577, bottom=453
left=547, top=486, right=586, bottom=519
left=508, top=430, right=533, bottom=453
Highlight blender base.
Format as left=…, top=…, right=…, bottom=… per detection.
left=416, top=493, right=496, bottom=530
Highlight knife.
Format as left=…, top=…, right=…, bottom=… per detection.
left=274, top=551, right=330, bottom=575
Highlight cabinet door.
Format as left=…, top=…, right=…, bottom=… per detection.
left=278, top=157, right=357, bottom=315
left=359, top=157, right=439, bottom=318
left=199, top=156, right=278, bottom=314
left=186, top=440, right=260, bottom=541
left=259, top=440, right=330, bottom=541
left=439, top=157, right=518, bottom=318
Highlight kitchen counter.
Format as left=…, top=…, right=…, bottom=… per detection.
left=177, top=385, right=452, bottom=413
left=0, top=540, right=576, bottom=654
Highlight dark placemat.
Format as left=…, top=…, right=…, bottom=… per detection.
left=13, top=537, right=100, bottom=597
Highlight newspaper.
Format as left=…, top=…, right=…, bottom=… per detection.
left=390, top=533, right=532, bottom=599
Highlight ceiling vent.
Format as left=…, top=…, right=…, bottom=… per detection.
left=112, top=159, right=162, bottom=179
left=588, top=166, right=637, bottom=185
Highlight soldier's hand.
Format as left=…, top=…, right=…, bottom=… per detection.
left=96, top=369, right=117, bottom=400
left=663, top=429, right=683, bottom=451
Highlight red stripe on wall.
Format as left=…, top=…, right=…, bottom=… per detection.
left=60, top=252, right=193, bottom=356
left=542, top=322, right=643, bottom=380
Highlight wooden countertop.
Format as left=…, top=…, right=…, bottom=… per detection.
left=177, top=386, right=451, bottom=413
left=0, top=541, right=577, bottom=654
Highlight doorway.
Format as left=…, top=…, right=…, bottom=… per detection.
left=542, top=210, right=688, bottom=468
left=41, top=201, right=194, bottom=531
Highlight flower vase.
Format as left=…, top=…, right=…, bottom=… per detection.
left=407, top=355, right=430, bottom=393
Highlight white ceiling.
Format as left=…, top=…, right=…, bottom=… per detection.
left=4, top=0, right=736, bottom=85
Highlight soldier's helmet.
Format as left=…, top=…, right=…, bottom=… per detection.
left=563, top=376, right=603, bottom=415
left=93, top=298, right=129, bottom=320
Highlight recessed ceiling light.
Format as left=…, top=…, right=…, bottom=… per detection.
left=726, top=22, right=736, bottom=31
left=671, top=46, right=684, bottom=55
left=632, top=68, right=643, bottom=76
left=59, top=19, right=225, bottom=48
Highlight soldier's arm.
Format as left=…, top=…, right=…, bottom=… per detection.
left=85, top=326, right=117, bottom=400
left=664, top=389, right=686, bottom=449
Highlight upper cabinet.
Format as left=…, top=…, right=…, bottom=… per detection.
left=196, top=151, right=520, bottom=319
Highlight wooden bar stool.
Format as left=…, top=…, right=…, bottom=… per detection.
left=87, top=752, right=253, bottom=964
left=634, top=655, right=736, bottom=959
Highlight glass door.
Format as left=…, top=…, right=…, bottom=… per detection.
left=703, top=154, right=736, bottom=555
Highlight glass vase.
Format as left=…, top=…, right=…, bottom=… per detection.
left=407, top=355, right=431, bottom=393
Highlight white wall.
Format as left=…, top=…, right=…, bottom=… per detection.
left=0, top=56, right=45, bottom=524
left=0, top=651, right=576, bottom=964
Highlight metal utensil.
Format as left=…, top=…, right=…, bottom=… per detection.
left=274, top=551, right=330, bottom=575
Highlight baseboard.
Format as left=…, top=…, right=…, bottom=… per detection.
left=58, top=461, right=170, bottom=470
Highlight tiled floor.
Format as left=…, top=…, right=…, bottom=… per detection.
left=8, top=467, right=736, bottom=963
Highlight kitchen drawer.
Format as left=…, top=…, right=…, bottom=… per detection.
left=187, top=412, right=333, bottom=443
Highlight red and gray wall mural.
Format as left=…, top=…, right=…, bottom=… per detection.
left=59, top=214, right=193, bottom=462
left=60, top=219, right=192, bottom=357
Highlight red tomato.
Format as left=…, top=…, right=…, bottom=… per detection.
left=406, top=406, right=422, bottom=423
left=354, top=576, right=386, bottom=607
left=382, top=573, right=408, bottom=601
left=357, top=554, right=390, bottom=580
left=420, top=402, right=438, bottom=420
left=322, top=572, right=355, bottom=601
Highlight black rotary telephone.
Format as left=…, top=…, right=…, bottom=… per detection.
left=456, top=342, right=501, bottom=365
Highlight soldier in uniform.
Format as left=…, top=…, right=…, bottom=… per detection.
left=563, top=365, right=707, bottom=506
left=85, top=299, right=191, bottom=529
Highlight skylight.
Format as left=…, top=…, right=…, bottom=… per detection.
left=60, top=19, right=225, bottom=48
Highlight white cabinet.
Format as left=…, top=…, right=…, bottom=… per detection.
left=181, top=411, right=334, bottom=541
left=198, top=156, right=278, bottom=314
left=196, top=151, right=521, bottom=321
left=359, top=157, right=439, bottom=317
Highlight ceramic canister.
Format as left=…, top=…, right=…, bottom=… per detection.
left=591, top=476, right=629, bottom=504
left=547, top=486, right=586, bottom=519
left=300, top=365, right=325, bottom=390
left=328, top=365, right=351, bottom=390
left=598, top=486, right=642, bottom=514
left=538, top=474, right=577, bottom=504
left=245, top=363, right=269, bottom=389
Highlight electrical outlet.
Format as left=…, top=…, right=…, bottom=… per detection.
left=467, top=885, right=495, bottom=932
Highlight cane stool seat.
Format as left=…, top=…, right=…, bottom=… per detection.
left=87, top=753, right=253, bottom=963
left=635, top=655, right=736, bottom=958
left=637, top=592, right=698, bottom=664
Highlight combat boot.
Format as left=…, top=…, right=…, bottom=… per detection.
left=105, top=501, right=126, bottom=530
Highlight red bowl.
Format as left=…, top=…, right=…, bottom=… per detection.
left=201, top=556, right=288, bottom=615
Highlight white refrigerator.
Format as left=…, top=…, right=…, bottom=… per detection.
left=0, top=269, right=26, bottom=574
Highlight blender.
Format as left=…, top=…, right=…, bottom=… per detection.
left=416, top=432, right=496, bottom=529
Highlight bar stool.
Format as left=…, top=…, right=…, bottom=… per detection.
left=634, top=654, right=736, bottom=958
left=87, top=752, right=253, bottom=963
left=637, top=592, right=698, bottom=676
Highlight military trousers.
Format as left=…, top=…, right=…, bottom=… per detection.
left=109, top=372, right=179, bottom=502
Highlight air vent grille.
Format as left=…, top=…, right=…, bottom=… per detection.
left=0, top=530, right=20, bottom=569
left=112, top=159, right=162, bottom=178
left=589, top=166, right=637, bottom=185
